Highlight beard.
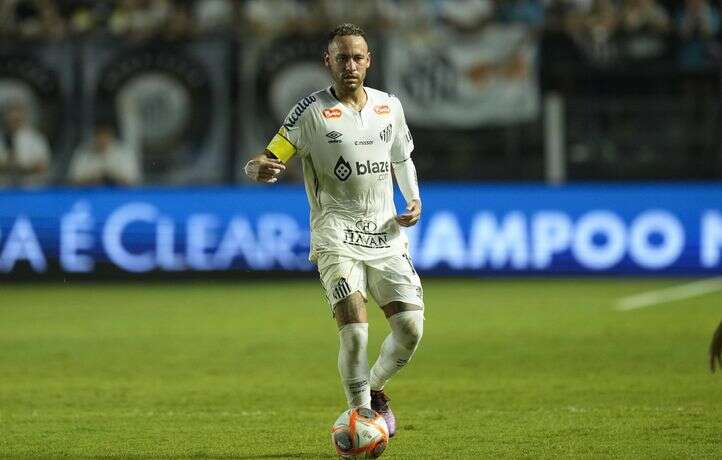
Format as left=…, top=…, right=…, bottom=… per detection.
left=336, top=72, right=363, bottom=91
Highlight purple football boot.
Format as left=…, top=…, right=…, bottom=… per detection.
left=370, top=389, right=396, bottom=438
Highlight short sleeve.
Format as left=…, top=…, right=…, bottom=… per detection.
left=389, top=97, right=414, bottom=163
left=267, top=95, right=316, bottom=162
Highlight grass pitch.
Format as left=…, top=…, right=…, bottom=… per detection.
left=1, top=278, right=721, bottom=458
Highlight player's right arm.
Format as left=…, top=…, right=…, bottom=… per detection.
left=244, top=95, right=314, bottom=183
left=244, top=150, right=287, bottom=183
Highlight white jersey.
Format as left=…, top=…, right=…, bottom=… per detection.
left=267, top=86, right=415, bottom=263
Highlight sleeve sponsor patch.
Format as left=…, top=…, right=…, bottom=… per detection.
left=283, top=95, right=316, bottom=129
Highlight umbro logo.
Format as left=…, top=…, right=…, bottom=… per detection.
left=326, top=131, right=343, bottom=144
left=379, top=124, right=392, bottom=143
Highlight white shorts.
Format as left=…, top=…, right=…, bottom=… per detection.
left=317, top=252, right=424, bottom=313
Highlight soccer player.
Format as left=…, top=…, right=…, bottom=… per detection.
left=244, top=23, right=423, bottom=438
left=710, top=320, right=722, bottom=372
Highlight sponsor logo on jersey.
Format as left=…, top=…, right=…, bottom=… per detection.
left=379, top=124, right=392, bottom=143
left=374, top=104, right=391, bottom=115
left=323, top=108, right=342, bottom=119
left=334, top=156, right=352, bottom=181
left=355, top=220, right=378, bottom=232
left=343, top=229, right=390, bottom=249
left=356, top=160, right=389, bottom=176
left=326, top=131, right=343, bottom=143
left=353, top=139, right=373, bottom=146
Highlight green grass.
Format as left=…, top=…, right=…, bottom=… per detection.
left=1, top=278, right=721, bottom=458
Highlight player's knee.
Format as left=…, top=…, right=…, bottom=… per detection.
left=339, top=323, right=369, bottom=358
left=391, top=310, right=423, bottom=350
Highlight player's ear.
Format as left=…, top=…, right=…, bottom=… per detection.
left=367, top=52, right=372, bottom=69
left=323, top=51, right=331, bottom=69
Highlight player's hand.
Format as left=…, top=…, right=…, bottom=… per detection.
left=244, top=156, right=286, bottom=183
left=710, top=320, right=722, bottom=372
left=395, top=199, right=421, bottom=227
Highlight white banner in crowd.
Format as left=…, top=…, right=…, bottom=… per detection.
left=384, top=24, right=539, bottom=127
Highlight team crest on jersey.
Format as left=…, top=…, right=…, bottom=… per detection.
left=334, top=156, right=352, bottom=181
left=379, top=124, right=393, bottom=143
left=323, top=108, right=342, bottom=119
left=374, top=104, right=391, bottom=115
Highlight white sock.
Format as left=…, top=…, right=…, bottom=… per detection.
left=338, top=323, right=371, bottom=409
left=369, top=310, right=424, bottom=391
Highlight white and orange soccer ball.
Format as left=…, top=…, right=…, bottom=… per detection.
left=331, top=407, right=389, bottom=459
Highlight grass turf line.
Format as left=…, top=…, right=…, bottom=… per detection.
left=0, top=279, right=720, bottom=458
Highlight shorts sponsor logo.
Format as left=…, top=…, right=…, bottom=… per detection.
left=355, top=220, right=378, bottom=232
left=374, top=104, right=390, bottom=115
left=379, top=124, right=392, bottom=143
left=326, top=131, right=343, bottom=143
left=334, top=156, right=352, bottom=181
left=323, top=108, right=342, bottom=119
left=354, top=139, right=373, bottom=145
left=283, top=95, right=316, bottom=129
left=343, top=229, right=390, bottom=249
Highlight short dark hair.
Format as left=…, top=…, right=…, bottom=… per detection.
left=326, top=23, right=367, bottom=50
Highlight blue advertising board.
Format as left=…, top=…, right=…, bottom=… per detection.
left=0, top=184, right=721, bottom=277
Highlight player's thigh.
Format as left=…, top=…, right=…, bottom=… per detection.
left=366, top=253, right=424, bottom=315
left=333, top=292, right=368, bottom=328
left=317, top=253, right=369, bottom=326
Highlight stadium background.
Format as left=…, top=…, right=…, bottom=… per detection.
left=1, top=1, right=721, bottom=458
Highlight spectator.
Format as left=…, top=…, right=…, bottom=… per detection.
left=0, top=0, right=65, bottom=40
left=0, top=100, right=50, bottom=187
left=436, top=0, right=496, bottom=31
left=619, top=0, right=671, bottom=60
left=242, top=0, right=317, bottom=39
left=163, top=1, right=195, bottom=40
left=193, top=0, right=237, bottom=35
left=62, top=1, right=115, bottom=37
left=542, top=0, right=593, bottom=32
left=316, top=0, right=378, bottom=32
left=376, top=0, right=436, bottom=34
left=565, top=0, right=619, bottom=65
left=67, top=121, right=141, bottom=187
left=499, top=0, right=545, bottom=30
left=675, top=0, right=720, bottom=69
left=109, top=0, right=172, bottom=41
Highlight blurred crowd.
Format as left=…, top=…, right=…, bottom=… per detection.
left=1, top=0, right=719, bottom=71
left=0, top=0, right=719, bottom=63
left=1, top=0, right=721, bottom=187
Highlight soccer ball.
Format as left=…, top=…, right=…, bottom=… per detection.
left=331, top=407, right=389, bottom=459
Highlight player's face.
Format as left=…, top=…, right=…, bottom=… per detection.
left=325, top=35, right=371, bottom=92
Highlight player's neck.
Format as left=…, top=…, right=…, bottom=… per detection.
left=331, top=85, right=367, bottom=112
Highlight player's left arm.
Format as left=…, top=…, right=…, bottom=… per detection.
left=710, top=320, right=722, bottom=372
left=389, top=97, right=421, bottom=227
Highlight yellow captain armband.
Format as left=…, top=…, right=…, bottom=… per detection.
left=266, top=129, right=297, bottom=163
